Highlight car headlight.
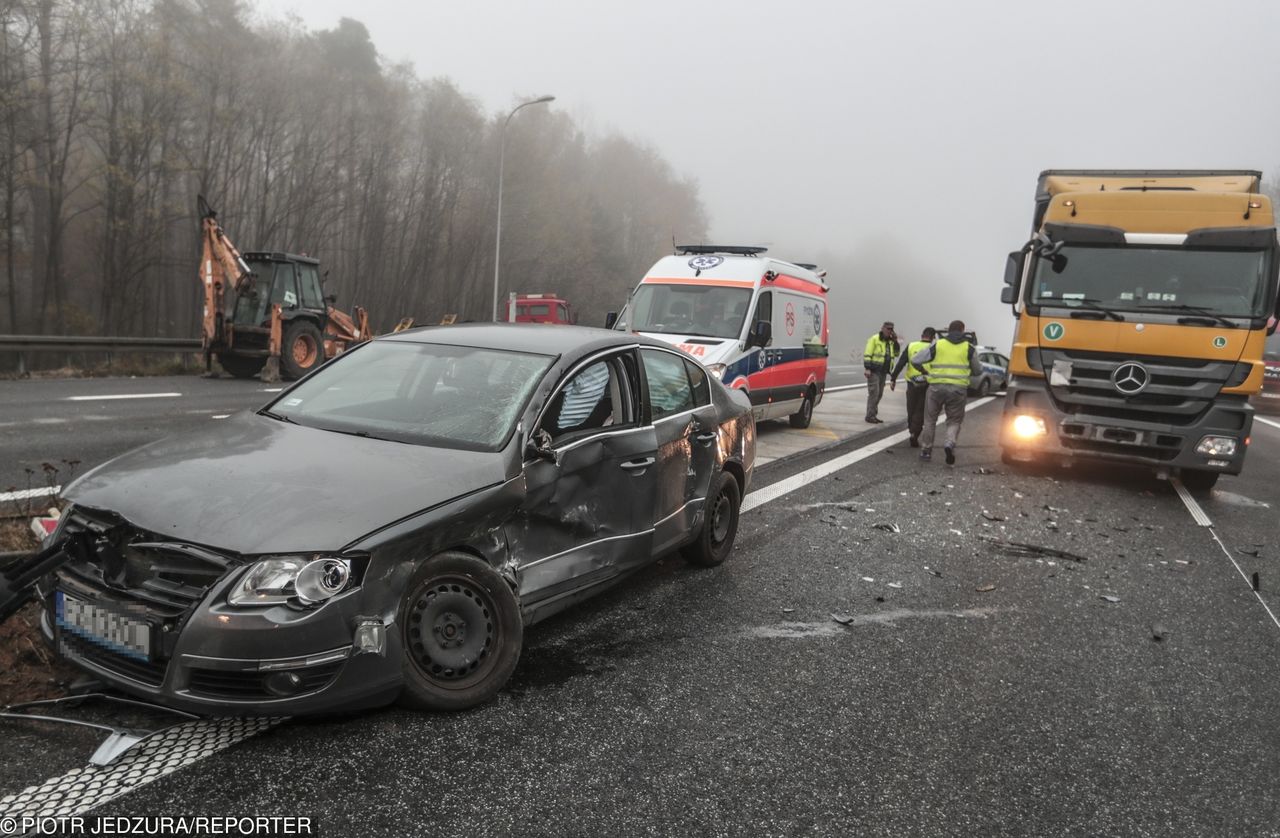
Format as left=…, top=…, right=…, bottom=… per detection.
left=706, top=363, right=727, bottom=379
left=229, top=556, right=356, bottom=606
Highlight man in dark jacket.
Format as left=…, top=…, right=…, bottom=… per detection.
left=911, top=320, right=982, bottom=465
left=862, top=321, right=899, bottom=423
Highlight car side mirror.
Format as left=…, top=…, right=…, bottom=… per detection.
left=604, top=311, right=618, bottom=329
left=748, top=319, right=771, bottom=348
left=526, top=429, right=560, bottom=465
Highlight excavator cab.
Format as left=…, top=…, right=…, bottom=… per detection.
left=198, top=197, right=370, bottom=380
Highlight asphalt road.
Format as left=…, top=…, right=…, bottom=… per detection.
left=0, top=367, right=868, bottom=496
left=4, top=400, right=1278, bottom=836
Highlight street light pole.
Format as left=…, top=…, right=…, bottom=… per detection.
left=493, top=95, right=555, bottom=322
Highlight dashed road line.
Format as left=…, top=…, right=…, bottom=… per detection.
left=0, top=486, right=60, bottom=504
left=64, top=393, right=182, bottom=402
left=1255, top=416, right=1280, bottom=432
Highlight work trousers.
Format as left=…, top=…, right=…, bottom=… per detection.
left=920, top=384, right=967, bottom=449
left=905, top=380, right=929, bottom=439
left=865, top=371, right=887, bottom=420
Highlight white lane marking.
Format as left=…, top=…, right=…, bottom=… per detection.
left=742, top=396, right=997, bottom=512
left=259, top=388, right=283, bottom=393
left=64, top=392, right=182, bottom=402
left=211, top=414, right=231, bottom=420
left=0, top=718, right=282, bottom=820
left=1255, top=416, right=1280, bottom=432
left=1206, top=527, right=1280, bottom=632
left=1171, top=477, right=1280, bottom=633
left=825, top=383, right=868, bottom=393
left=1171, top=478, right=1213, bottom=527
left=0, top=485, right=61, bottom=503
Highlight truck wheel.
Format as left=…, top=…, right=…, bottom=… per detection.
left=681, top=471, right=741, bottom=567
left=789, top=388, right=815, bottom=429
left=216, top=353, right=266, bottom=379
left=399, top=552, right=522, bottom=712
left=1180, top=470, right=1220, bottom=492
left=280, top=320, right=324, bottom=380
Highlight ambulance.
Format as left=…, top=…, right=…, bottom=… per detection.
left=613, top=245, right=830, bottom=427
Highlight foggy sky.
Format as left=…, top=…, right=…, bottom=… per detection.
left=254, top=0, right=1280, bottom=354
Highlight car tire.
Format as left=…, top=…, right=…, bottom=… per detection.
left=1180, top=470, right=1220, bottom=492
left=216, top=352, right=266, bottom=379
left=976, top=378, right=991, bottom=397
left=398, top=552, right=523, bottom=712
left=280, top=320, right=324, bottom=380
left=681, top=471, right=741, bottom=568
left=789, top=388, right=815, bottom=429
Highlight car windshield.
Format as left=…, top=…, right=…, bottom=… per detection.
left=627, top=283, right=753, bottom=339
left=265, top=341, right=554, bottom=451
left=1030, top=245, right=1270, bottom=319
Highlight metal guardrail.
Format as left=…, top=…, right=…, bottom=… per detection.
left=0, top=334, right=200, bottom=352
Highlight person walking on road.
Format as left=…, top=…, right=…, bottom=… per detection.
left=862, top=321, right=899, bottom=424
left=912, top=320, right=981, bottom=465
left=890, top=326, right=936, bottom=447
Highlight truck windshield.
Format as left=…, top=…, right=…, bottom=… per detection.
left=1030, top=246, right=1270, bottom=319
left=627, top=284, right=753, bottom=339
left=264, top=341, right=554, bottom=451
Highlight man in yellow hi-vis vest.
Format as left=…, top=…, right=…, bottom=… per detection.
left=911, top=320, right=982, bottom=464
left=862, top=321, right=899, bottom=423
left=890, top=326, right=936, bottom=447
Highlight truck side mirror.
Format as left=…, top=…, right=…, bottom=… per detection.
left=324, top=293, right=337, bottom=305
left=1004, top=251, right=1024, bottom=286
left=604, top=311, right=618, bottom=329
left=1000, top=286, right=1017, bottom=304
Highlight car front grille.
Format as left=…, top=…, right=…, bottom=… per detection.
left=186, top=661, right=344, bottom=701
left=1040, top=348, right=1236, bottom=427
left=59, top=627, right=168, bottom=687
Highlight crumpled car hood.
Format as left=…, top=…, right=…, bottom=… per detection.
left=64, top=412, right=507, bottom=555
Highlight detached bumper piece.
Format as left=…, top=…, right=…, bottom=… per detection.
left=0, top=693, right=200, bottom=766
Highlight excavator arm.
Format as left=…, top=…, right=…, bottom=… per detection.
left=198, top=195, right=255, bottom=360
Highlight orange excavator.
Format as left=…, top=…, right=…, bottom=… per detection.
left=198, top=196, right=371, bottom=380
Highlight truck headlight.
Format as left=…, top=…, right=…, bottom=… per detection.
left=229, top=556, right=355, bottom=606
left=1011, top=414, right=1047, bottom=439
left=1195, top=436, right=1238, bottom=457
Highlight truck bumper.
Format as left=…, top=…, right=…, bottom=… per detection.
left=999, top=379, right=1253, bottom=475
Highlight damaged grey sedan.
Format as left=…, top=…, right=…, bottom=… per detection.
left=1, top=325, right=755, bottom=713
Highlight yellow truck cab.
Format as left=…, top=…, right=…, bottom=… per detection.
left=999, top=170, right=1280, bottom=490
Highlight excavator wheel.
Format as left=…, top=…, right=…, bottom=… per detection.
left=280, top=320, right=325, bottom=380
left=216, top=352, right=266, bottom=379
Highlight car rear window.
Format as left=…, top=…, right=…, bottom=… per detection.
left=267, top=341, right=554, bottom=451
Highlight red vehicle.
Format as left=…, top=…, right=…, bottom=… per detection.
left=509, top=294, right=576, bottom=325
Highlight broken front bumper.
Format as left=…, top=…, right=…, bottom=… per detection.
left=999, top=378, right=1253, bottom=475
left=42, top=563, right=403, bottom=716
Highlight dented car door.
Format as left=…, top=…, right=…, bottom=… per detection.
left=511, top=350, right=658, bottom=612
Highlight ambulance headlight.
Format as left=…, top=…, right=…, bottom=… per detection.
left=1195, top=436, right=1237, bottom=457
left=706, top=363, right=727, bottom=379
left=1011, top=414, right=1047, bottom=439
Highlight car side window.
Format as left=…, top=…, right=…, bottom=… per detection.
left=752, top=291, right=772, bottom=339
left=685, top=359, right=710, bottom=407
left=538, top=358, right=630, bottom=443
left=642, top=349, right=695, bottom=419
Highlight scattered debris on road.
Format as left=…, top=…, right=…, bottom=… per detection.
left=1100, top=595, right=1121, bottom=603
left=831, top=613, right=855, bottom=626
left=872, top=522, right=901, bottom=533
left=980, top=534, right=1090, bottom=563
left=976, top=584, right=996, bottom=593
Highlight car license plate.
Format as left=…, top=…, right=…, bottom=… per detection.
left=55, top=591, right=151, bottom=661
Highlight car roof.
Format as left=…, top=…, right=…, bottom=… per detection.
left=379, top=323, right=671, bottom=357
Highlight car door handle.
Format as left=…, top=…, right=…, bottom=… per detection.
left=620, top=457, right=655, bottom=471
left=695, top=432, right=716, bottom=445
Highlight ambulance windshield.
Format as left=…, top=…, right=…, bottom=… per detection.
left=628, top=284, right=753, bottom=339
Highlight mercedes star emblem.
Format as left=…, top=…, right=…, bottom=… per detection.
left=1111, top=362, right=1150, bottom=396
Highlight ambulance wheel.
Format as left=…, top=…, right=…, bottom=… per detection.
left=789, top=388, right=815, bottom=429
left=1180, top=470, right=1220, bottom=492
left=280, top=320, right=324, bottom=380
